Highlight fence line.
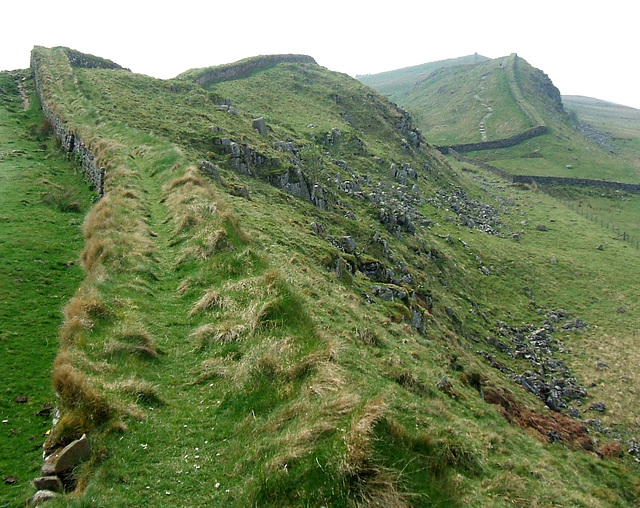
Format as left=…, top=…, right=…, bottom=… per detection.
left=557, top=198, right=639, bottom=250
left=448, top=149, right=640, bottom=249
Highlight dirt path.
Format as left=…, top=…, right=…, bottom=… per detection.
left=9, top=73, right=30, bottom=110
left=474, top=76, right=493, bottom=141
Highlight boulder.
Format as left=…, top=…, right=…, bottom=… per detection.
left=588, top=402, right=606, bottom=413
left=54, top=434, right=91, bottom=474
left=31, top=490, right=58, bottom=505
left=252, top=117, right=268, bottom=136
left=33, top=476, right=63, bottom=493
left=340, top=236, right=356, bottom=254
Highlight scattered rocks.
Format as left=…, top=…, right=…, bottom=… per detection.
left=561, top=317, right=588, bottom=332
left=588, top=402, right=606, bottom=413
left=428, top=186, right=509, bottom=236
left=479, top=310, right=590, bottom=413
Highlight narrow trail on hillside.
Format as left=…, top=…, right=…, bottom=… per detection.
left=9, top=74, right=30, bottom=110
left=474, top=75, right=493, bottom=141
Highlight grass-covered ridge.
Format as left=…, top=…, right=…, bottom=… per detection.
left=358, top=54, right=490, bottom=99
left=2, top=46, right=640, bottom=506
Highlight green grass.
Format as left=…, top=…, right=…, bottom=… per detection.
left=362, top=55, right=533, bottom=145
left=0, top=71, right=92, bottom=506
left=564, top=95, right=640, bottom=174
left=5, top=46, right=640, bottom=506
left=358, top=54, right=490, bottom=99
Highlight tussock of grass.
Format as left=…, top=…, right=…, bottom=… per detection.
left=188, top=357, right=233, bottom=385
left=162, top=170, right=207, bottom=192
left=103, top=327, right=160, bottom=359
left=83, top=198, right=114, bottom=239
left=107, top=377, right=163, bottom=405
left=52, top=353, right=112, bottom=432
left=342, top=395, right=409, bottom=507
left=41, top=185, right=82, bottom=212
left=189, top=287, right=232, bottom=316
left=190, top=322, right=248, bottom=347
left=80, top=235, right=108, bottom=273
left=177, top=277, right=193, bottom=295
left=60, top=287, right=110, bottom=346
left=344, top=395, right=388, bottom=476
left=355, top=327, right=382, bottom=347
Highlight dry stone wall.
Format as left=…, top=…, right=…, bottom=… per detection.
left=192, top=54, right=317, bottom=87
left=449, top=149, right=640, bottom=194
left=437, top=126, right=548, bottom=154
left=31, top=54, right=105, bottom=198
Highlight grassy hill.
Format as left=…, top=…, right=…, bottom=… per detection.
left=563, top=95, right=640, bottom=170
left=358, top=54, right=489, bottom=98
left=1, top=47, right=640, bottom=507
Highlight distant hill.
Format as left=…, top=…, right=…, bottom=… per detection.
left=563, top=95, right=640, bottom=167
left=362, top=54, right=640, bottom=183
left=358, top=54, right=489, bottom=98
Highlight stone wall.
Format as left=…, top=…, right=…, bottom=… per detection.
left=449, top=149, right=640, bottom=194
left=192, top=54, right=317, bottom=87
left=31, top=53, right=105, bottom=198
left=437, top=126, right=548, bottom=154
left=512, top=174, right=640, bottom=194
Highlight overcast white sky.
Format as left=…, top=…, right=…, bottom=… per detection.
left=1, top=0, right=638, bottom=109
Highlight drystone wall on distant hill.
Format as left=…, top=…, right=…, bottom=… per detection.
left=192, top=54, right=317, bottom=87
left=437, top=126, right=548, bottom=154
left=449, top=149, right=640, bottom=194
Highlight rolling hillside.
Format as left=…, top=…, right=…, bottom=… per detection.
left=358, top=54, right=489, bottom=99
left=362, top=54, right=640, bottom=184
left=1, top=47, right=640, bottom=507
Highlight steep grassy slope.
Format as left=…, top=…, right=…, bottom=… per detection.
left=365, top=54, right=640, bottom=184
left=0, top=71, right=92, bottom=504
left=361, top=55, right=533, bottom=145
left=465, top=58, right=640, bottom=183
left=563, top=95, right=640, bottom=171
left=358, top=54, right=489, bottom=98
left=6, top=46, right=640, bottom=507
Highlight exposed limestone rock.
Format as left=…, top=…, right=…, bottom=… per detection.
left=252, top=117, right=268, bottom=135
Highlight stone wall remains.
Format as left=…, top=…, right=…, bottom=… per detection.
left=31, top=54, right=105, bottom=198
left=193, top=54, right=317, bottom=87
left=437, top=126, right=548, bottom=154
left=449, top=149, right=640, bottom=194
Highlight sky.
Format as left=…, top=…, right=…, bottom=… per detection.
left=1, top=0, right=638, bottom=109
